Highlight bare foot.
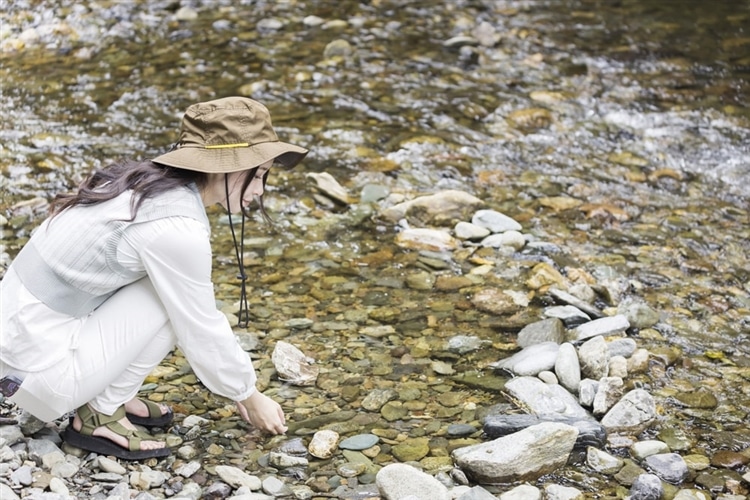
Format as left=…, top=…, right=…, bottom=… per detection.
left=73, top=407, right=165, bottom=451
left=123, top=398, right=171, bottom=419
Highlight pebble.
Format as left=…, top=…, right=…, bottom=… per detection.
left=644, top=453, right=689, bottom=484
left=544, top=305, right=591, bottom=327
left=338, top=433, right=379, bottom=451
left=630, top=473, right=664, bottom=500
left=471, top=209, right=522, bottom=233
left=308, top=429, right=339, bottom=458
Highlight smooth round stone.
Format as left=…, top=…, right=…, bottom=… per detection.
left=446, top=424, right=477, bottom=437
left=339, top=433, right=379, bottom=451
left=337, top=462, right=367, bottom=478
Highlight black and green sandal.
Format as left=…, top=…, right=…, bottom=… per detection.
left=126, top=399, right=174, bottom=428
left=62, top=404, right=171, bottom=461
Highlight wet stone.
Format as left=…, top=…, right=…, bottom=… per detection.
left=586, top=446, right=624, bottom=475
left=607, top=338, right=638, bottom=358
left=673, top=389, right=718, bottom=409
left=710, top=450, right=750, bottom=469
left=615, top=459, right=648, bottom=486
left=446, top=424, right=477, bottom=438
left=657, top=427, right=694, bottom=451
left=548, top=288, right=604, bottom=319
left=277, top=437, right=308, bottom=456
left=339, top=434, right=379, bottom=451
left=437, top=392, right=465, bottom=407
left=618, top=301, right=660, bottom=329
left=544, top=305, right=591, bottom=327
left=490, top=342, right=560, bottom=376
left=447, top=335, right=491, bottom=354
left=517, top=318, right=565, bottom=348
left=631, top=440, right=671, bottom=460
left=683, top=454, right=711, bottom=471
left=472, top=288, right=524, bottom=315
left=695, top=471, right=729, bottom=493
left=362, top=389, right=398, bottom=411
left=644, top=453, right=689, bottom=484
left=572, top=315, right=630, bottom=342
left=380, top=401, right=408, bottom=421
left=629, top=473, right=664, bottom=500
left=337, top=461, right=367, bottom=478
left=392, top=437, right=430, bottom=462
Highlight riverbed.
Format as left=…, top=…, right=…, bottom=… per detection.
left=1, top=0, right=748, bottom=497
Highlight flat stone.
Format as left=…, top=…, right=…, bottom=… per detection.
left=490, top=342, right=560, bottom=376
left=484, top=413, right=605, bottom=450
left=452, top=422, right=579, bottom=483
left=544, top=305, right=591, bottom=327
left=471, top=209, right=522, bottom=233
left=339, top=433, right=379, bottom=451
left=517, top=318, right=565, bottom=348
left=571, top=315, right=630, bottom=341
left=504, top=376, right=590, bottom=419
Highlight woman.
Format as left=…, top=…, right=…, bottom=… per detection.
left=0, top=96, right=308, bottom=460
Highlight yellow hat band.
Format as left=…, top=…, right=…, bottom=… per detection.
left=204, top=143, right=250, bottom=149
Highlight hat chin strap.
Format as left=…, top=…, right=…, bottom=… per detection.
left=225, top=174, right=250, bottom=328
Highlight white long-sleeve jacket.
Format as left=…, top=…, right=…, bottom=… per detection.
left=0, top=187, right=257, bottom=403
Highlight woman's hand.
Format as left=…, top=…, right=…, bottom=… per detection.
left=236, top=390, right=288, bottom=435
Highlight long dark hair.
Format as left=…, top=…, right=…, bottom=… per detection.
left=51, top=158, right=274, bottom=223
left=50, top=159, right=208, bottom=220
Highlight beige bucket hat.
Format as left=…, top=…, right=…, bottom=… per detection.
left=153, top=96, right=308, bottom=173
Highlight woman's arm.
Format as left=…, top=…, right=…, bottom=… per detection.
left=119, top=217, right=286, bottom=433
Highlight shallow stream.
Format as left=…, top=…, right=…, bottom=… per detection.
left=1, top=0, right=749, bottom=496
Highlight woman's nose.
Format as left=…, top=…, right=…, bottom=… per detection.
left=245, top=177, right=265, bottom=200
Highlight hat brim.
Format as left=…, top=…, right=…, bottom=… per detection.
left=153, top=141, right=308, bottom=173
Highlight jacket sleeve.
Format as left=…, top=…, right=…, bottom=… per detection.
left=122, top=216, right=257, bottom=402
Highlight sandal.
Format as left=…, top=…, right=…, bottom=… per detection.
left=126, top=398, right=174, bottom=428
left=62, top=404, right=171, bottom=461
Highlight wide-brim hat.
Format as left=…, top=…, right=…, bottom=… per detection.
left=153, top=96, right=308, bottom=173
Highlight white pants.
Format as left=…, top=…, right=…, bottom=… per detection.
left=2, top=278, right=177, bottom=419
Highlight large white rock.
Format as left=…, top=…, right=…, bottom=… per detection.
left=452, top=422, right=579, bottom=483
left=375, top=463, right=449, bottom=500
left=380, top=189, right=483, bottom=225
left=489, top=342, right=560, bottom=376
left=571, top=314, right=630, bottom=341
left=214, top=465, right=262, bottom=491
left=505, top=376, right=590, bottom=419
left=601, top=389, right=656, bottom=433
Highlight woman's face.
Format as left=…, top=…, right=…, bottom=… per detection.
left=223, top=159, right=273, bottom=215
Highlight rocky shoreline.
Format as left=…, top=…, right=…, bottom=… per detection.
left=2, top=189, right=749, bottom=500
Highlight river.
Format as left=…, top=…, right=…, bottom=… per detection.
left=1, top=0, right=748, bottom=496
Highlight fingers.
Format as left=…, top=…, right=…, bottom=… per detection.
left=238, top=393, right=287, bottom=435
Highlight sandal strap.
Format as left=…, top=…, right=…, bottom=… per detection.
left=139, top=399, right=164, bottom=419
left=77, top=404, right=127, bottom=434
left=75, top=404, right=149, bottom=452
left=104, top=421, right=145, bottom=452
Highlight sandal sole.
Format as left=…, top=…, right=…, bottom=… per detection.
left=126, top=410, right=174, bottom=428
left=62, top=427, right=171, bottom=461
